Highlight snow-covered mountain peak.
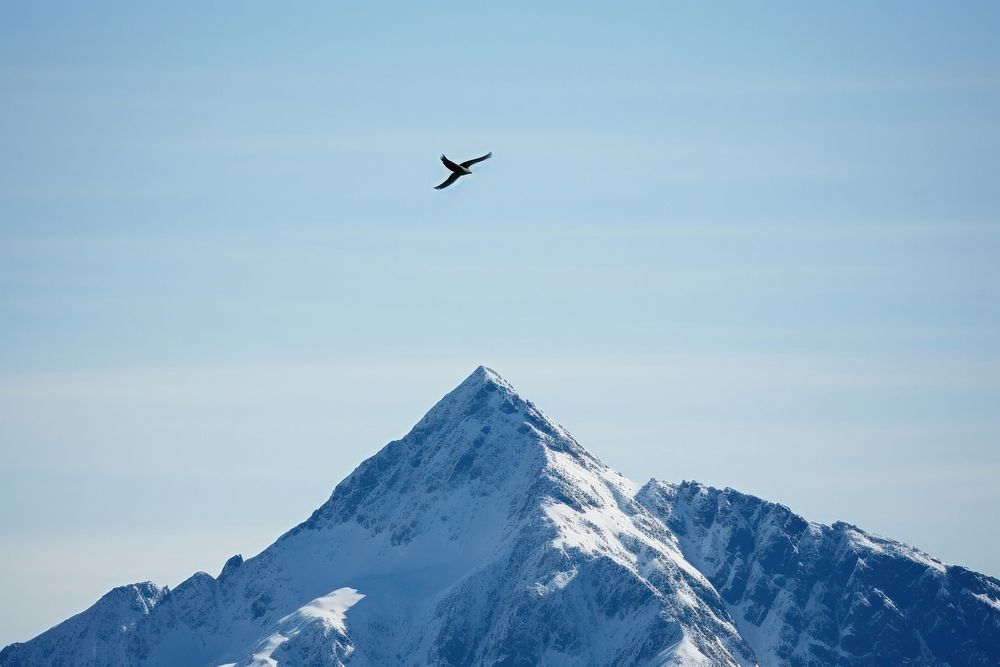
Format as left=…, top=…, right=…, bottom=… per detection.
left=225, top=368, right=755, bottom=664
left=5, top=367, right=998, bottom=666
left=0, top=581, right=167, bottom=666
left=288, top=366, right=603, bottom=531
left=408, top=365, right=572, bottom=449
left=456, top=364, right=513, bottom=394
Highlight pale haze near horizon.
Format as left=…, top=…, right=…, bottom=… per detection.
left=2, top=1, right=999, bottom=646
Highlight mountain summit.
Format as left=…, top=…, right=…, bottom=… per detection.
left=3, top=367, right=999, bottom=666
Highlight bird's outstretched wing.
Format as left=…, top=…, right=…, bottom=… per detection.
left=461, top=152, right=492, bottom=168
left=434, top=172, right=462, bottom=190
left=440, top=154, right=465, bottom=174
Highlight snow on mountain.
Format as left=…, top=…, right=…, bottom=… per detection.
left=636, top=480, right=1000, bottom=666
left=236, top=588, right=365, bottom=667
left=0, top=582, right=166, bottom=666
left=3, top=366, right=999, bottom=666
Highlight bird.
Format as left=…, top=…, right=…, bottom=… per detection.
left=434, top=152, right=492, bottom=190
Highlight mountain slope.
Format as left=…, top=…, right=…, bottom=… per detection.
left=637, top=480, right=1000, bottom=666
left=2, top=367, right=753, bottom=666
left=3, top=367, right=999, bottom=666
left=0, top=582, right=165, bottom=667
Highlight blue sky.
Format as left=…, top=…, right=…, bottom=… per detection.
left=2, top=1, right=999, bottom=645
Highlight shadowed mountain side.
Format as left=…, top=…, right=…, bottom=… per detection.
left=638, top=480, right=1000, bottom=666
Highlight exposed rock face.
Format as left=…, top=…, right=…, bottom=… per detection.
left=638, top=480, right=1000, bottom=666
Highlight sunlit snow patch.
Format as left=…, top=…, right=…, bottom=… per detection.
left=241, top=588, right=365, bottom=667
left=657, top=635, right=714, bottom=665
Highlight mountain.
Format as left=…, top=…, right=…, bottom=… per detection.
left=3, top=366, right=998, bottom=666
left=0, top=583, right=166, bottom=667
left=638, top=481, right=1000, bottom=666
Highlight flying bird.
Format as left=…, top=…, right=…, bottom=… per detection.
left=434, top=152, right=492, bottom=190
